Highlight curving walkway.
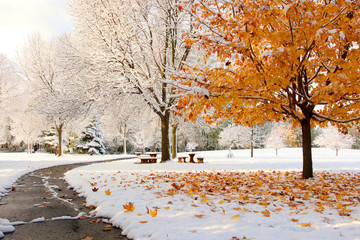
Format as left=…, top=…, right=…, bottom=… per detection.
left=0, top=159, right=131, bottom=240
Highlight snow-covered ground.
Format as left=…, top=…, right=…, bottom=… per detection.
left=0, top=152, right=130, bottom=198
left=63, top=148, right=360, bottom=240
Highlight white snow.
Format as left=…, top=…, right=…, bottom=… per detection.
left=51, top=216, right=78, bottom=221
left=0, top=225, right=15, bottom=233
left=31, top=217, right=45, bottom=223
left=62, top=148, right=360, bottom=240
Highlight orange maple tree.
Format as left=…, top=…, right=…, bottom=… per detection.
left=177, top=0, right=360, bottom=178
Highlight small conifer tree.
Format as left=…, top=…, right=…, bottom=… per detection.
left=78, top=118, right=106, bottom=155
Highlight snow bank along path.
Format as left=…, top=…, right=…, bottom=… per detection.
left=64, top=148, right=360, bottom=240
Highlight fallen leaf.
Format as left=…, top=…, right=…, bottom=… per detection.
left=262, top=210, right=271, bottom=217
left=189, top=230, right=197, bottom=233
left=150, top=207, right=158, bottom=217
left=139, top=221, right=148, bottom=224
left=89, top=219, right=101, bottom=223
left=123, top=202, right=135, bottom=212
left=194, top=214, right=205, bottom=218
left=92, top=187, right=99, bottom=192
left=105, top=189, right=111, bottom=195
left=231, top=215, right=241, bottom=221
left=82, top=236, right=93, bottom=240
left=103, top=225, right=112, bottom=231
left=291, top=218, right=299, bottom=222
left=298, top=223, right=311, bottom=227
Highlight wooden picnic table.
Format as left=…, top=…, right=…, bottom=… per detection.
left=139, top=155, right=160, bottom=164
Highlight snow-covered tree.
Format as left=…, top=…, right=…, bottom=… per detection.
left=41, top=127, right=58, bottom=154
left=219, top=125, right=251, bottom=157
left=78, top=118, right=106, bottom=155
left=219, top=123, right=270, bottom=158
left=69, top=0, right=196, bottom=162
left=0, top=54, right=22, bottom=148
left=18, top=34, right=93, bottom=156
left=129, top=113, right=161, bottom=154
left=314, top=126, right=354, bottom=156
left=265, top=125, right=289, bottom=155
left=11, top=109, right=44, bottom=154
left=186, top=141, right=198, bottom=152
left=101, top=94, right=147, bottom=155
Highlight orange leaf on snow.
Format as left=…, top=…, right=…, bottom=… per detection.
left=262, top=210, right=271, bottom=217
left=231, top=215, right=241, bottom=221
left=201, top=198, right=208, bottom=203
left=189, top=230, right=197, bottom=233
left=123, top=202, right=135, bottom=212
left=298, top=223, right=311, bottom=227
left=139, top=221, right=148, bottom=224
left=291, top=218, right=299, bottom=222
left=194, top=214, right=205, bottom=218
left=105, top=189, right=111, bottom=195
left=150, top=207, right=158, bottom=217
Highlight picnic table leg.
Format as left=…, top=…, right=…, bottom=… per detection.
left=189, top=153, right=195, bottom=163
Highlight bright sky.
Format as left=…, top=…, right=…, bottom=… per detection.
left=0, top=0, right=72, bottom=60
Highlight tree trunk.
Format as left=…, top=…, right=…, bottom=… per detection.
left=123, top=123, right=127, bottom=155
left=160, top=111, right=171, bottom=162
left=171, top=124, right=177, bottom=159
left=301, top=116, right=313, bottom=179
left=27, top=140, right=31, bottom=154
left=55, top=123, right=64, bottom=157
left=250, top=127, right=254, bottom=158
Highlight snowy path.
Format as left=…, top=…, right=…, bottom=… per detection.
left=0, top=160, right=131, bottom=240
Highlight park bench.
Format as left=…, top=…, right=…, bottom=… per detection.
left=197, top=157, right=204, bottom=163
left=178, top=156, right=188, bottom=163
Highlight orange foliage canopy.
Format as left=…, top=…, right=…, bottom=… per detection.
left=178, top=0, right=360, bottom=127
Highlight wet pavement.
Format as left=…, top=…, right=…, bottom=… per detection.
left=0, top=159, right=132, bottom=240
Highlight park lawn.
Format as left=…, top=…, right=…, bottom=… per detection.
left=64, top=148, right=360, bottom=240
